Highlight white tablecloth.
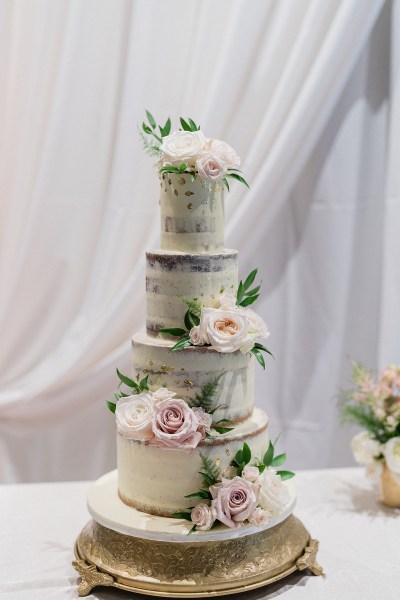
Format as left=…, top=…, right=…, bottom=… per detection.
left=1, top=468, right=399, bottom=599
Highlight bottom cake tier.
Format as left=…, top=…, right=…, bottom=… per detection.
left=73, top=470, right=323, bottom=597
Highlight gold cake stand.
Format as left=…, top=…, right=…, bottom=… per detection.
left=72, top=472, right=323, bottom=597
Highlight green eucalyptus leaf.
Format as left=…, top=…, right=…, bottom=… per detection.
left=159, top=327, right=187, bottom=337
left=277, top=470, right=295, bottom=481
left=116, top=368, right=139, bottom=390
left=106, top=401, right=116, bottom=414
left=171, top=337, right=191, bottom=351
left=180, top=117, right=191, bottom=131
left=185, top=490, right=212, bottom=500
left=187, top=524, right=197, bottom=535
left=236, top=450, right=244, bottom=464
left=239, top=295, right=259, bottom=307
left=145, top=110, right=156, bottom=129
left=243, top=269, right=258, bottom=290
left=226, top=172, right=250, bottom=188
left=251, top=347, right=266, bottom=369
left=213, top=426, right=234, bottom=435
left=214, top=419, right=234, bottom=426
left=160, top=166, right=181, bottom=174
left=237, top=281, right=246, bottom=304
left=188, top=118, right=198, bottom=130
left=139, top=375, right=149, bottom=390
left=263, top=441, right=274, bottom=467
left=254, top=343, right=274, bottom=358
left=246, top=285, right=261, bottom=297
left=243, top=442, right=252, bottom=464
left=142, top=122, right=152, bottom=135
left=179, top=163, right=188, bottom=172
left=271, top=453, right=286, bottom=467
left=171, top=511, right=192, bottom=521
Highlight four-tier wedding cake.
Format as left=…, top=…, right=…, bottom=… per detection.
left=73, top=114, right=322, bottom=597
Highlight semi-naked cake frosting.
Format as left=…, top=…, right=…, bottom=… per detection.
left=117, top=173, right=271, bottom=517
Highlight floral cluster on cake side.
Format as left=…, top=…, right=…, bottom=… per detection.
left=140, top=110, right=248, bottom=190
left=160, top=268, right=272, bottom=369
left=341, top=362, right=400, bottom=481
left=107, top=370, right=234, bottom=451
left=172, top=441, right=295, bottom=532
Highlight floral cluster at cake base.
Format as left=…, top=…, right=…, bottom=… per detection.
left=172, top=441, right=295, bottom=532
left=341, top=362, right=400, bottom=508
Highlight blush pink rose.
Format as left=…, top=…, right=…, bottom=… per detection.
left=151, top=398, right=202, bottom=453
left=210, top=476, right=260, bottom=528
left=196, top=155, right=226, bottom=181
left=192, top=407, right=212, bottom=438
left=205, top=139, right=241, bottom=169
left=191, top=503, right=216, bottom=531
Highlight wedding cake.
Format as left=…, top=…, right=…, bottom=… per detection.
left=73, top=113, right=322, bottom=597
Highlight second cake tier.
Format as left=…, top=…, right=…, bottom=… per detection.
left=132, top=331, right=254, bottom=422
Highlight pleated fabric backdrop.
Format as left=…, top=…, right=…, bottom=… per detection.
left=0, top=0, right=398, bottom=482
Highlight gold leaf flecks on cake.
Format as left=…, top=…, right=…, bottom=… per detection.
left=215, top=459, right=221, bottom=466
left=148, top=360, right=153, bottom=366
left=160, top=364, right=173, bottom=373
left=187, top=203, right=193, bottom=209
left=174, top=189, right=178, bottom=196
left=178, top=178, right=186, bottom=186
left=185, top=191, right=194, bottom=196
left=184, top=380, right=193, bottom=386
left=168, top=179, right=172, bottom=185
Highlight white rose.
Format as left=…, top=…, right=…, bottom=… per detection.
left=248, top=507, right=271, bottom=527
left=191, top=503, right=216, bottom=531
left=244, top=308, right=270, bottom=339
left=351, top=431, right=382, bottom=466
left=242, top=465, right=260, bottom=483
left=152, top=387, right=176, bottom=404
left=257, top=468, right=289, bottom=516
left=160, top=130, right=206, bottom=164
left=198, top=308, right=249, bottom=353
left=238, top=334, right=258, bottom=355
left=196, top=155, right=226, bottom=182
left=189, top=325, right=208, bottom=346
left=116, top=393, right=154, bottom=441
left=219, top=293, right=237, bottom=310
left=383, top=437, right=400, bottom=474
left=205, top=139, right=241, bottom=169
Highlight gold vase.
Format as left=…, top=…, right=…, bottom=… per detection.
left=380, top=464, right=400, bottom=508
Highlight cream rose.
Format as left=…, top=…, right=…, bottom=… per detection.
left=218, top=292, right=237, bottom=310
left=115, top=393, right=154, bottom=441
left=383, top=437, right=400, bottom=473
left=152, top=387, right=176, bottom=404
left=242, top=465, right=260, bottom=483
left=205, top=139, right=241, bottom=169
left=210, top=476, right=261, bottom=528
left=192, top=407, right=212, bottom=438
left=191, top=503, right=216, bottom=531
left=244, top=308, right=270, bottom=339
left=151, top=398, right=202, bottom=452
left=160, top=130, right=206, bottom=164
left=196, top=155, right=226, bottom=182
left=199, top=308, right=249, bottom=353
left=248, top=507, right=271, bottom=527
left=189, top=325, right=208, bottom=346
left=351, top=431, right=382, bottom=466
left=257, top=468, right=289, bottom=516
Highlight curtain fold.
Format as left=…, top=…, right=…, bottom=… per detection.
left=0, top=0, right=397, bottom=482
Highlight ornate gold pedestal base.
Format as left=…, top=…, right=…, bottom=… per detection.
left=73, top=514, right=322, bottom=597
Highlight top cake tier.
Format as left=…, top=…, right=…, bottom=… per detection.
left=160, top=173, right=224, bottom=253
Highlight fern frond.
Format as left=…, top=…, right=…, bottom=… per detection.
left=191, top=373, right=224, bottom=410
left=199, top=452, right=221, bottom=482
left=138, top=128, right=161, bottom=156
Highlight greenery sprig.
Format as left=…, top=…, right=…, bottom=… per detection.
left=106, top=369, right=149, bottom=414
left=159, top=298, right=202, bottom=350
left=231, top=440, right=295, bottom=480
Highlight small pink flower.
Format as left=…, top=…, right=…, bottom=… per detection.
left=192, top=407, right=212, bottom=438
left=196, top=155, right=226, bottom=182
left=242, top=465, right=260, bottom=483
left=248, top=507, right=271, bottom=527
left=151, top=399, right=202, bottom=453
left=189, top=325, right=208, bottom=346
left=191, top=503, right=216, bottom=531
left=210, top=477, right=260, bottom=528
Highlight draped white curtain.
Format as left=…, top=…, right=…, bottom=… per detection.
left=0, top=0, right=398, bottom=482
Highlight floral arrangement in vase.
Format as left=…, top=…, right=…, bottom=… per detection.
left=107, top=370, right=235, bottom=451
left=172, top=440, right=294, bottom=533
left=340, top=361, right=400, bottom=507
left=160, top=268, right=273, bottom=369
left=140, top=110, right=249, bottom=190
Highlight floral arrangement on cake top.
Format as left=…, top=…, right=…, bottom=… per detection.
left=340, top=362, right=400, bottom=485
left=172, top=441, right=294, bottom=532
left=160, top=268, right=272, bottom=369
left=140, top=110, right=249, bottom=190
left=107, top=370, right=235, bottom=451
